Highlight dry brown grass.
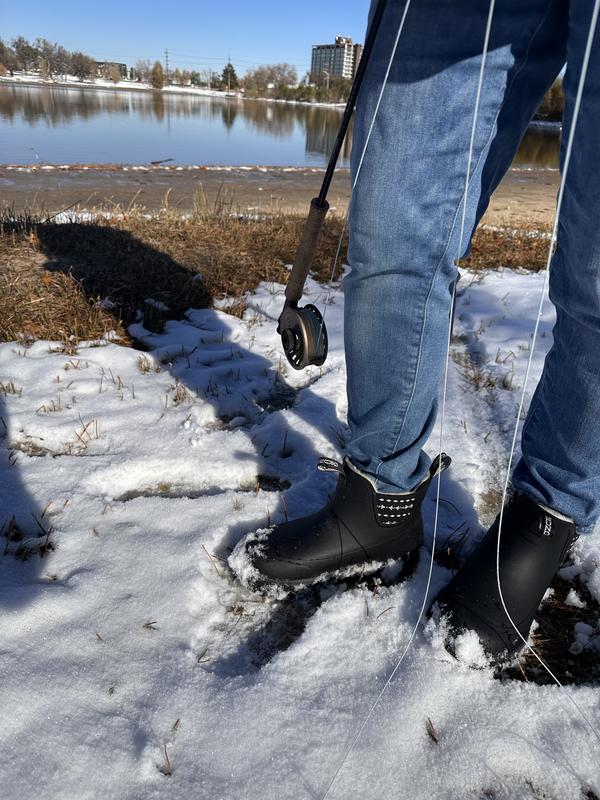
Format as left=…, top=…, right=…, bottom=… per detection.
left=1, top=205, right=551, bottom=346
left=0, top=206, right=348, bottom=344
left=0, top=229, right=126, bottom=344
left=463, top=224, right=552, bottom=272
left=501, top=573, right=600, bottom=686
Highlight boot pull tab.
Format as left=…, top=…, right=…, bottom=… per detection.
left=430, top=453, right=452, bottom=479
left=317, top=457, right=344, bottom=476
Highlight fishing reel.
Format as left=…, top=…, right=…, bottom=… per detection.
left=279, top=196, right=331, bottom=371
left=278, top=301, right=328, bottom=370
left=274, top=0, right=387, bottom=372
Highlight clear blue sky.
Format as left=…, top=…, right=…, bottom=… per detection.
left=2, top=0, right=370, bottom=77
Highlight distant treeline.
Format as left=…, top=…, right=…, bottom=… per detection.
left=0, top=34, right=353, bottom=102
left=0, top=36, right=120, bottom=81
left=0, top=35, right=564, bottom=112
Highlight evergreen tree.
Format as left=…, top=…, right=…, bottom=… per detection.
left=221, top=62, right=238, bottom=90
left=150, top=61, right=164, bottom=90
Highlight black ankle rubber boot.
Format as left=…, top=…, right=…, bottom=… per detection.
left=434, top=493, right=577, bottom=660
left=231, top=453, right=451, bottom=590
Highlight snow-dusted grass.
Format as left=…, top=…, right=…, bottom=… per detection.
left=0, top=71, right=237, bottom=99
left=1, top=270, right=599, bottom=799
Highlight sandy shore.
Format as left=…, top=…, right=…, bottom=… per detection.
left=0, top=163, right=559, bottom=228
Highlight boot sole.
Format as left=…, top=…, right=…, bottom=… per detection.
left=243, top=546, right=421, bottom=596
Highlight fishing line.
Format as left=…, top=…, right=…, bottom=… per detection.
left=318, top=3, right=497, bottom=797
left=494, top=0, right=600, bottom=747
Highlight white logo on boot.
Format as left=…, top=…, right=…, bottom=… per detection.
left=542, top=516, right=553, bottom=536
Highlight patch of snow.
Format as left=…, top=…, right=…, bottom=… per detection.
left=569, top=622, right=600, bottom=655
left=453, top=629, right=492, bottom=669
left=1, top=270, right=599, bottom=799
left=565, top=588, right=586, bottom=608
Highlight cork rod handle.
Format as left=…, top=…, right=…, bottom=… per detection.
left=284, top=197, right=329, bottom=303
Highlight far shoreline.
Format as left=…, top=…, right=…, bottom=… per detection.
left=0, top=75, right=346, bottom=109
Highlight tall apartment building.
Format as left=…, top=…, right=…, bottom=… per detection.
left=311, top=36, right=362, bottom=81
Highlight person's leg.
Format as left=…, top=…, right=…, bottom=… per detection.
left=512, top=1, right=600, bottom=533
left=231, top=0, right=569, bottom=590
left=345, top=0, right=567, bottom=492
left=434, top=3, right=600, bottom=658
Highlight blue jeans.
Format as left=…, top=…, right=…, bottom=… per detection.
left=345, top=0, right=600, bottom=531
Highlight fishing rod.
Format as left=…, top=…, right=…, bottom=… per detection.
left=278, top=0, right=388, bottom=370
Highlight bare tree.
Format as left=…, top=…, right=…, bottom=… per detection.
left=134, top=59, right=151, bottom=82
left=107, top=65, right=122, bottom=83
left=537, top=79, right=564, bottom=121
left=54, top=45, right=70, bottom=77
left=71, top=51, right=96, bottom=81
left=270, top=63, right=297, bottom=86
left=35, top=38, right=57, bottom=76
left=11, top=36, right=38, bottom=72
left=243, top=63, right=297, bottom=94
left=0, top=39, right=18, bottom=75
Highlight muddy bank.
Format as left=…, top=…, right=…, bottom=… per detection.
left=0, top=163, right=559, bottom=227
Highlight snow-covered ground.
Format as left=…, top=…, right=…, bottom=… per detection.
left=0, top=73, right=344, bottom=107
left=1, top=269, right=599, bottom=799
left=0, top=72, right=237, bottom=99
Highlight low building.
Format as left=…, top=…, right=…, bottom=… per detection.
left=95, top=61, right=128, bottom=79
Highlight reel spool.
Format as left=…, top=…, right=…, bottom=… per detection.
left=278, top=303, right=328, bottom=370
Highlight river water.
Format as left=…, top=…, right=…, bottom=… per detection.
left=0, top=83, right=559, bottom=169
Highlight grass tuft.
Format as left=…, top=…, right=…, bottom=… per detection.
left=1, top=204, right=550, bottom=347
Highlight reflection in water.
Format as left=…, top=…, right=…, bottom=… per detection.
left=307, top=117, right=560, bottom=170
left=0, top=84, right=240, bottom=127
left=0, top=83, right=560, bottom=168
left=151, top=90, right=164, bottom=122
left=221, top=102, right=238, bottom=131
left=305, top=106, right=352, bottom=164
left=514, top=125, right=560, bottom=169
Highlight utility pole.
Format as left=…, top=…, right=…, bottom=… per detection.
left=227, top=53, right=231, bottom=91
left=164, top=48, right=169, bottom=84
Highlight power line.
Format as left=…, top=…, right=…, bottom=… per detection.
left=166, top=49, right=312, bottom=67
left=78, top=47, right=314, bottom=72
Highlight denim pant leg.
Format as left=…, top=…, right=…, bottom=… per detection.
left=513, top=2, right=600, bottom=532
left=345, top=0, right=566, bottom=492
